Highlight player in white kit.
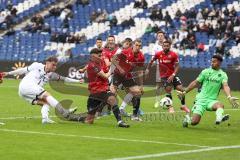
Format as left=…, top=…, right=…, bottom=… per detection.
left=2, top=56, right=83, bottom=124
left=151, top=31, right=166, bottom=108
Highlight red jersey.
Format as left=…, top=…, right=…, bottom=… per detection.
left=101, top=56, right=109, bottom=73
left=115, top=48, right=145, bottom=78
left=102, top=46, right=119, bottom=62
left=87, top=60, right=109, bottom=94
left=153, top=50, right=179, bottom=78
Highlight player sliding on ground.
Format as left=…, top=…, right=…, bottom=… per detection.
left=177, top=55, right=239, bottom=127
left=83, top=48, right=129, bottom=127
left=2, top=56, right=83, bottom=124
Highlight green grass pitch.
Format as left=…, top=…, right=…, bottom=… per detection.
left=0, top=79, right=240, bottom=160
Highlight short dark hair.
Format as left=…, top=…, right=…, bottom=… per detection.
left=124, top=37, right=133, bottom=43
left=90, top=48, right=102, bottom=54
left=157, top=31, right=165, bottom=36
left=45, top=56, right=58, bottom=63
left=212, top=54, right=223, bottom=62
left=134, top=38, right=142, bottom=44
left=96, top=37, right=102, bottom=41
left=163, top=39, right=172, bottom=44
left=107, top=35, right=115, bottom=39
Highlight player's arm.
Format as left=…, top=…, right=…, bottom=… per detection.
left=4, top=62, right=41, bottom=77
left=104, top=57, right=111, bottom=67
left=79, top=65, right=88, bottom=73
left=222, top=82, right=239, bottom=108
left=177, top=70, right=204, bottom=96
left=111, top=54, right=126, bottom=75
left=3, top=67, right=28, bottom=77
left=145, top=55, right=157, bottom=75
left=97, top=70, right=111, bottom=79
left=60, top=76, right=84, bottom=83
left=51, top=73, right=84, bottom=83
left=167, top=62, right=180, bottom=82
left=184, top=79, right=201, bottom=94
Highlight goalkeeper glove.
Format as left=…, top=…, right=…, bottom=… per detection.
left=227, top=96, right=239, bottom=108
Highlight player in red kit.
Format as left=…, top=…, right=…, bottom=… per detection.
left=102, top=35, right=119, bottom=68
left=85, top=48, right=129, bottom=128
left=111, top=39, right=145, bottom=121
left=146, top=40, right=190, bottom=113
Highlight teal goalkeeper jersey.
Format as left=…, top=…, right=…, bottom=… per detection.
left=196, top=68, right=228, bottom=100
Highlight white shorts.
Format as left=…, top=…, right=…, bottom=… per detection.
left=18, top=83, right=45, bottom=105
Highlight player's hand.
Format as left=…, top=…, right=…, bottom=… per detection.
left=79, top=69, right=85, bottom=73
left=140, top=86, right=144, bottom=95
left=118, top=67, right=125, bottom=75
left=228, top=96, right=239, bottom=108
left=144, top=69, right=149, bottom=80
left=176, top=90, right=186, bottom=98
left=79, top=79, right=84, bottom=84
left=167, top=75, right=174, bottom=83
left=111, top=57, right=119, bottom=66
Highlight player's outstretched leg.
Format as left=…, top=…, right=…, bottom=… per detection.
left=183, top=114, right=201, bottom=128
left=212, top=102, right=230, bottom=125
left=154, top=83, right=162, bottom=108
left=119, top=93, right=133, bottom=117
left=40, top=92, right=71, bottom=119
left=41, top=104, right=55, bottom=124
left=165, top=93, right=175, bottom=113
left=107, top=95, right=130, bottom=128
left=176, top=85, right=190, bottom=114
left=131, top=96, right=142, bottom=121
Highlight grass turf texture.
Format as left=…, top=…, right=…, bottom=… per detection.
left=0, top=79, right=240, bottom=160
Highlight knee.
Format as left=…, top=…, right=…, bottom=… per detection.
left=191, top=120, right=199, bottom=126
left=41, top=91, right=50, bottom=100
left=110, top=86, right=117, bottom=95
left=107, top=96, right=117, bottom=106
left=129, top=87, right=141, bottom=96
left=191, top=116, right=200, bottom=126
left=165, top=87, right=172, bottom=93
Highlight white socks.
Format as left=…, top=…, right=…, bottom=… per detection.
left=46, top=96, right=59, bottom=108
left=41, top=104, right=50, bottom=120
left=120, top=93, right=133, bottom=110
left=155, top=87, right=162, bottom=103
left=216, top=108, right=224, bottom=122
left=110, top=64, right=116, bottom=74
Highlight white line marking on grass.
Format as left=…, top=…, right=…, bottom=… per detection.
left=0, top=129, right=209, bottom=148
left=108, top=145, right=240, bottom=160
left=0, top=115, right=56, bottom=120
left=1, top=108, right=240, bottom=120
left=147, top=108, right=240, bottom=114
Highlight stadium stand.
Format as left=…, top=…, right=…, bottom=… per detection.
left=0, top=0, right=239, bottom=68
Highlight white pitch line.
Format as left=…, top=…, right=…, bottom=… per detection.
left=0, top=129, right=209, bottom=148
left=108, top=145, right=240, bottom=160
left=0, top=115, right=57, bottom=120
left=1, top=108, right=240, bottom=120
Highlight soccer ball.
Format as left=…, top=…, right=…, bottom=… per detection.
left=160, top=97, right=173, bottom=109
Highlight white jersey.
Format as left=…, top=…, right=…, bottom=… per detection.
left=21, top=62, right=59, bottom=87
left=7, top=62, right=81, bottom=104
left=152, top=42, right=163, bottom=82
left=151, top=42, right=163, bottom=56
